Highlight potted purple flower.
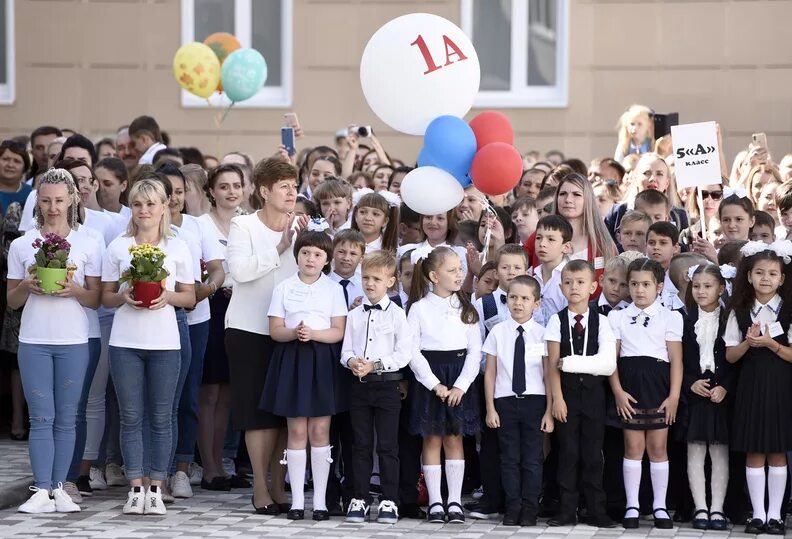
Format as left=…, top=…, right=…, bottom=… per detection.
left=30, top=233, right=72, bottom=294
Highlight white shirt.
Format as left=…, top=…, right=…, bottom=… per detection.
left=176, top=214, right=225, bottom=326
left=103, top=209, right=128, bottom=243
left=8, top=228, right=103, bottom=345
left=84, top=208, right=117, bottom=246
left=268, top=273, right=348, bottom=330
left=365, top=235, right=383, bottom=253
left=598, top=294, right=630, bottom=312
left=608, top=300, right=683, bottom=362
left=660, top=273, right=680, bottom=311
left=544, top=310, right=617, bottom=376
left=407, top=292, right=482, bottom=393
left=138, top=142, right=167, bottom=165
left=532, top=260, right=568, bottom=327
left=724, top=294, right=792, bottom=346
left=78, top=224, right=106, bottom=339
left=340, top=295, right=412, bottom=372
left=18, top=189, right=38, bottom=231
left=328, top=271, right=363, bottom=310
left=102, top=235, right=193, bottom=350
left=225, top=212, right=298, bottom=335
left=482, top=317, right=547, bottom=398
left=198, top=213, right=233, bottom=288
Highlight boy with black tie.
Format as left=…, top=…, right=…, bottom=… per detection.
left=545, top=260, right=618, bottom=528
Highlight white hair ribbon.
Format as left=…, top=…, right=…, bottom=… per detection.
left=740, top=240, right=792, bottom=264
left=410, top=245, right=435, bottom=265
left=719, top=264, right=737, bottom=279
left=687, top=265, right=700, bottom=281
left=352, top=187, right=374, bottom=208
left=723, top=186, right=748, bottom=199
left=306, top=217, right=330, bottom=233
left=378, top=191, right=402, bottom=208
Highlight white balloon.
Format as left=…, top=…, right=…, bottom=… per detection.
left=400, top=166, right=464, bottom=215
left=360, top=13, right=480, bottom=135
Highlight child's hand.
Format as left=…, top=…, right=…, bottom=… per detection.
left=433, top=384, right=448, bottom=400
left=658, top=395, right=679, bottom=425
left=465, top=242, right=482, bottom=276
left=356, top=361, right=375, bottom=377
left=709, top=386, right=727, bottom=403
left=398, top=380, right=408, bottom=400
left=541, top=411, right=554, bottom=433
left=747, top=324, right=775, bottom=349
left=446, top=387, right=465, bottom=407
left=552, top=396, right=568, bottom=423
left=296, top=321, right=312, bottom=342
left=615, top=390, right=637, bottom=420
left=350, top=296, right=363, bottom=310
left=690, top=379, right=712, bottom=398
left=691, top=237, right=718, bottom=264
left=486, top=409, right=500, bottom=429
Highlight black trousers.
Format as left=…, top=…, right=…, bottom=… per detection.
left=555, top=378, right=608, bottom=518
left=495, top=395, right=545, bottom=514
left=349, top=379, right=402, bottom=503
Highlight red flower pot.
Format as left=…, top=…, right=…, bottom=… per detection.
left=132, top=281, right=162, bottom=308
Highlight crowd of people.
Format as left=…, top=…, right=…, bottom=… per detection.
left=1, top=104, right=792, bottom=533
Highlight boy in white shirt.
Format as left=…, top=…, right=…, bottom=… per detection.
left=532, top=215, right=573, bottom=326
left=646, top=221, right=681, bottom=310
left=329, top=229, right=365, bottom=309
left=483, top=275, right=554, bottom=527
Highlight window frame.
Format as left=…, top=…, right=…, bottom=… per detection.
left=179, top=0, right=292, bottom=108
left=460, top=0, right=569, bottom=108
left=0, top=0, right=15, bottom=105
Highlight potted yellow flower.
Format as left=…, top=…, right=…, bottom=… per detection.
left=120, top=244, right=169, bottom=308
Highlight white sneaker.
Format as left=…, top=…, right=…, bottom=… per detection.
left=89, top=467, right=107, bottom=490
left=105, top=463, right=126, bottom=487
left=170, top=471, right=193, bottom=498
left=160, top=483, right=175, bottom=504
left=187, top=462, right=203, bottom=486
left=122, top=488, right=145, bottom=515
left=144, top=488, right=167, bottom=515
left=18, top=487, right=55, bottom=514
left=62, top=481, right=83, bottom=504
left=222, top=457, right=236, bottom=477
left=52, top=484, right=81, bottom=513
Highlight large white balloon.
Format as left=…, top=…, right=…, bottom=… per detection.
left=360, top=13, right=480, bottom=135
left=400, top=166, right=465, bottom=215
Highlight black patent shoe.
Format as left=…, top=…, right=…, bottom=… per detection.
left=201, top=476, right=231, bottom=491
left=708, top=512, right=729, bottom=530
left=286, top=508, right=304, bottom=520
left=653, top=508, right=673, bottom=529
left=230, top=475, right=251, bottom=489
left=427, top=502, right=445, bottom=523
left=519, top=507, right=538, bottom=526
left=502, top=509, right=520, bottom=526
left=312, top=509, right=329, bottom=521
left=277, top=502, right=291, bottom=513
left=252, top=495, right=279, bottom=515
left=622, top=506, right=640, bottom=529
left=692, top=509, right=709, bottom=530
left=766, top=518, right=785, bottom=535
left=745, top=518, right=766, bottom=534
left=446, top=502, right=465, bottom=523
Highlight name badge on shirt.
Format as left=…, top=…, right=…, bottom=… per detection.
left=594, top=257, right=605, bottom=270
left=287, top=287, right=309, bottom=302
left=525, top=343, right=545, bottom=357
left=765, top=322, right=784, bottom=338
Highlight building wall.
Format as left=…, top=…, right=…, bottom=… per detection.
left=1, top=0, right=790, bottom=165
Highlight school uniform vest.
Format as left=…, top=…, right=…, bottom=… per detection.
left=481, top=293, right=501, bottom=337
left=558, top=308, right=603, bottom=389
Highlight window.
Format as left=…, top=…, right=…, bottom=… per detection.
left=180, top=0, right=292, bottom=108
left=461, top=0, right=568, bottom=108
left=0, top=0, right=14, bottom=105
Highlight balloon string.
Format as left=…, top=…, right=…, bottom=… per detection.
left=219, top=102, right=235, bottom=125
left=478, top=195, right=497, bottom=265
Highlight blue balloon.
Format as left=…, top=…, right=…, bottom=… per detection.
left=221, top=48, right=268, bottom=103
left=422, top=115, right=477, bottom=180
left=418, top=147, right=473, bottom=188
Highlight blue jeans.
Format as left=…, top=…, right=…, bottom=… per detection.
left=176, top=320, right=209, bottom=464
left=67, top=338, right=101, bottom=481
left=18, top=343, right=89, bottom=489
left=109, top=346, right=180, bottom=481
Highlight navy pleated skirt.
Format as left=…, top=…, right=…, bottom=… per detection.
left=616, top=355, right=670, bottom=431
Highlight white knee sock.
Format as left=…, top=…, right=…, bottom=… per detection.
left=310, top=445, right=332, bottom=511
left=286, top=449, right=306, bottom=510
left=746, top=466, right=767, bottom=522
left=709, top=444, right=729, bottom=516
left=650, top=460, right=670, bottom=517
left=423, top=464, right=442, bottom=508
left=767, top=465, right=787, bottom=521
left=445, top=460, right=465, bottom=507
left=687, top=443, right=708, bottom=513
left=623, top=458, right=642, bottom=518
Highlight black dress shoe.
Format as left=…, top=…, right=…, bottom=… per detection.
left=427, top=502, right=445, bottom=523
left=766, top=518, right=785, bottom=535
left=277, top=502, right=291, bottom=513
left=548, top=514, right=577, bottom=526
left=502, top=509, right=521, bottom=526
left=286, top=508, right=304, bottom=520
left=585, top=515, right=617, bottom=528
left=201, top=477, right=231, bottom=491
left=653, top=508, right=673, bottom=529
left=399, top=503, right=426, bottom=520
left=622, top=506, right=640, bottom=529
left=230, top=475, right=251, bottom=489
left=692, top=509, right=709, bottom=530
left=519, top=507, right=538, bottom=526
left=745, top=518, right=766, bottom=534
left=446, top=502, right=465, bottom=523
left=708, top=512, right=729, bottom=530
left=312, top=509, right=329, bottom=521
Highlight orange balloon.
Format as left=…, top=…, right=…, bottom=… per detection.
left=203, top=32, right=241, bottom=93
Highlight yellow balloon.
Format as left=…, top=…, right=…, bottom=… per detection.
left=173, top=42, right=221, bottom=99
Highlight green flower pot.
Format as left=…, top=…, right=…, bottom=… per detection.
left=37, top=267, right=67, bottom=294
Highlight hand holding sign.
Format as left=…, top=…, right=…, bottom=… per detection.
left=360, top=13, right=481, bottom=135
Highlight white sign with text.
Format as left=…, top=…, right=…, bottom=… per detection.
left=671, top=121, right=722, bottom=188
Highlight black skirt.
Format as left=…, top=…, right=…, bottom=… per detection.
left=202, top=290, right=231, bottom=384
left=225, top=329, right=285, bottom=431
left=408, top=349, right=480, bottom=437
left=731, top=351, right=792, bottom=453
left=259, top=340, right=347, bottom=418
left=686, top=370, right=730, bottom=444
left=616, top=356, right=670, bottom=431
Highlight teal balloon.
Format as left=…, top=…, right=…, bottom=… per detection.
left=220, top=48, right=268, bottom=102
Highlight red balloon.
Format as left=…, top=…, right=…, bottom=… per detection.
left=469, top=111, right=514, bottom=150
left=470, top=142, right=523, bottom=196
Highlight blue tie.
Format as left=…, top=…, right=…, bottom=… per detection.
left=512, top=326, right=526, bottom=395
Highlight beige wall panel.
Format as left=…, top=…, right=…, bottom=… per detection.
left=79, top=3, right=145, bottom=66
left=6, top=66, right=83, bottom=131
left=724, top=1, right=792, bottom=66
left=590, top=3, right=660, bottom=67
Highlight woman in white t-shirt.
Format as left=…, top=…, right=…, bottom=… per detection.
left=101, top=179, right=195, bottom=516
left=7, top=168, right=102, bottom=514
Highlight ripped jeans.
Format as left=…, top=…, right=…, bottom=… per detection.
left=18, top=343, right=90, bottom=489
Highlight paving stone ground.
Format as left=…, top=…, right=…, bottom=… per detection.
left=0, top=438, right=32, bottom=487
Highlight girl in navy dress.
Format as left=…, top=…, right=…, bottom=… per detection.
left=725, top=241, right=792, bottom=535
left=607, top=258, right=683, bottom=530
left=406, top=246, right=482, bottom=524
left=259, top=231, right=348, bottom=521
left=682, top=264, right=734, bottom=530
